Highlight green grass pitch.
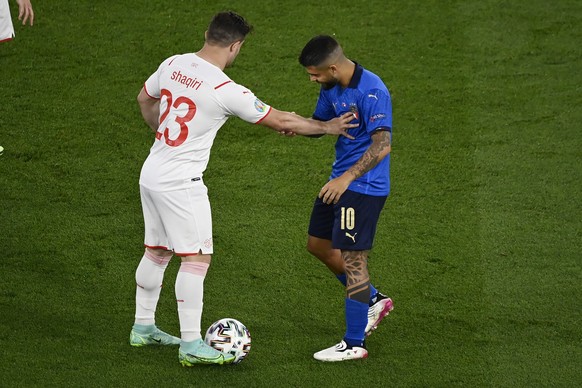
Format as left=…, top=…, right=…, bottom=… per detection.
left=1, top=0, right=581, bottom=386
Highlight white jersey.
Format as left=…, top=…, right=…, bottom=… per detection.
left=139, top=53, right=272, bottom=191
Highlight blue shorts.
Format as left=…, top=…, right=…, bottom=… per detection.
left=308, top=190, right=387, bottom=251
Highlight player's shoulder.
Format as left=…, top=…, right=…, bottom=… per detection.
left=359, top=68, right=389, bottom=92
left=159, top=54, right=183, bottom=67
left=356, top=72, right=390, bottom=105
left=213, top=78, right=254, bottom=97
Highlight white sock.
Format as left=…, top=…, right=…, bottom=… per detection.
left=134, top=251, right=171, bottom=326
left=175, top=261, right=209, bottom=342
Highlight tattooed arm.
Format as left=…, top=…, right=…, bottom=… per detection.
left=319, top=129, right=391, bottom=204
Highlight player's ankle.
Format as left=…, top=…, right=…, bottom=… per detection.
left=343, top=337, right=365, bottom=348
left=132, top=324, right=156, bottom=334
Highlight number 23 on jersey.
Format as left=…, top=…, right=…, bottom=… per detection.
left=156, top=88, right=197, bottom=147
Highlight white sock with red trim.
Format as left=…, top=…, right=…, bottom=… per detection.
left=175, top=261, right=209, bottom=342
left=134, top=251, right=171, bottom=326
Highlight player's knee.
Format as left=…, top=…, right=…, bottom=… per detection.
left=135, top=263, right=164, bottom=291
left=181, top=253, right=212, bottom=264
left=306, top=239, right=319, bottom=256
left=307, top=241, right=328, bottom=261
left=146, top=247, right=172, bottom=257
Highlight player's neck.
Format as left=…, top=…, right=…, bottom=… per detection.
left=196, top=45, right=228, bottom=70
left=338, top=60, right=356, bottom=88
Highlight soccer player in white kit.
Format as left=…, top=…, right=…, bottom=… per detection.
left=0, top=0, right=33, bottom=43
left=129, top=11, right=357, bottom=366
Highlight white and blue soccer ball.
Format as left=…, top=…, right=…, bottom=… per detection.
left=204, top=318, right=251, bottom=364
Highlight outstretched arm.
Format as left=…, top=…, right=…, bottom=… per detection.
left=258, top=109, right=356, bottom=139
left=319, top=129, right=391, bottom=204
left=137, top=88, right=160, bottom=131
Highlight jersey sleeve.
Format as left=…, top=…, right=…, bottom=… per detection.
left=215, top=82, right=272, bottom=124
left=361, top=89, right=392, bottom=133
left=143, top=55, right=179, bottom=99
left=312, top=89, right=335, bottom=121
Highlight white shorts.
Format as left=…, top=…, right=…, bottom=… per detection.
left=140, top=179, right=213, bottom=256
left=0, top=0, right=15, bottom=42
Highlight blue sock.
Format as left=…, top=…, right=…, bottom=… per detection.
left=336, top=273, right=378, bottom=305
left=344, top=298, right=368, bottom=347
left=369, top=284, right=378, bottom=302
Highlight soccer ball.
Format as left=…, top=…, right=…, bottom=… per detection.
left=204, top=318, right=251, bottom=364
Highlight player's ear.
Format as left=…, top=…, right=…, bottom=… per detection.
left=230, top=40, right=244, bottom=52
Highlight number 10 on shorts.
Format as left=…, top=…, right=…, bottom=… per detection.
left=340, top=207, right=355, bottom=230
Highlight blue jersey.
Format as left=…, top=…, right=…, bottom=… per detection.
left=313, top=63, right=392, bottom=196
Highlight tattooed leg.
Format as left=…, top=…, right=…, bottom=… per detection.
left=343, top=250, right=370, bottom=304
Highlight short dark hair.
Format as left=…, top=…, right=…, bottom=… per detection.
left=299, top=35, right=340, bottom=67
left=206, top=11, right=253, bottom=47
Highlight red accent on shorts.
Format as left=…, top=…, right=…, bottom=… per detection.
left=0, top=37, right=13, bottom=43
left=255, top=106, right=273, bottom=124
left=143, top=84, right=159, bottom=99
left=214, top=80, right=232, bottom=90
left=144, top=245, right=202, bottom=258
left=144, top=244, right=169, bottom=250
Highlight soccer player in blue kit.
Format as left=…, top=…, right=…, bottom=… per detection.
left=299, top=35, right=394, bottom=361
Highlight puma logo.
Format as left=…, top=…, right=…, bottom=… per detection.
left=368, top=94, right=378, bottom=100
left=345, top=232, right=358, bottom=243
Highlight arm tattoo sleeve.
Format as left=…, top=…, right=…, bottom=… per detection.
left=346, top=130, right=391, bottom=180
